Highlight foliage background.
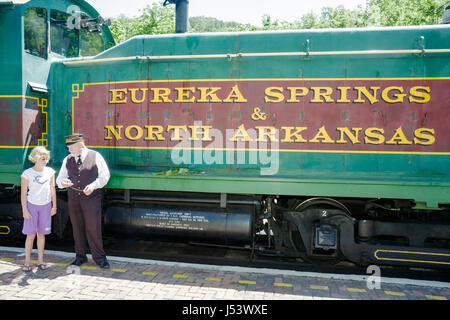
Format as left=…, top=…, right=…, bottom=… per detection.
left=110, top=0, right=448, bottom=43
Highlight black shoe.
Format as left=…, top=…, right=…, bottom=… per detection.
left=71, top=258, right=87, bottom=266
left=98, top=260, right=110, bottom=269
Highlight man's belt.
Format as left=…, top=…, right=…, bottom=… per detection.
left=69, top=186, right=84, bottom=192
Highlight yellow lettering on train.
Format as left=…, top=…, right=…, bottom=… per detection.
left=364, top=128, right=385, bottom=145
left=188, top=125, right=213, bottom=141
left=223, top=85, right=248, bottom=103
left=167, top=125, right=188, bottom=141
left=409, top=86, right=431, bottom=103
left=150, top=88, right=172, bottom=103
left=310, top=87, right=334, bottom=103
left=280, top=127, right=308, bottom=143
left=129, top=88, right=148, bottom=104
left=381, top=86, right=407, bottom=104
left=413, top=128, right=435, bottom=145
left=309, top=126, right=335, bottom=143
left=336, top=127, right=362, bottom=144
left=104, top=125, right=123, bottom=140
left=109, top=89, right=128, bottom=104
left=353, top=87, right=380, bottom=105
left=103, top=125, right=436, bottom=147
left=385, top=127, right=412, bottom=145
left=230, top=124, right=254, bottom=142
left=144, top=125, right=165, bottom=141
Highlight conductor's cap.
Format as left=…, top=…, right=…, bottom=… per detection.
left=65, top=134, right=84, bottom=146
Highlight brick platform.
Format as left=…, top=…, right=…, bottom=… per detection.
left=1, top=247, right=449, bottom=300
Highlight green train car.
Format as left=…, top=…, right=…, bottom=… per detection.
left=1, top=0, right=449, bottom=269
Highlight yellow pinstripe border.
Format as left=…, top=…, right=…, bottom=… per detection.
left=71, top=84, right=84, bottom=136
left=374, top=249, right=450, bottom=265
left=0, top=95, right=48, bottom=148
left=73, top=77, right=450, bottom=86
left=82, top=145, right=449, bottom=155
left=0, top=226, right=10, bottom=235
left=70, top=77, right=450, bottom=155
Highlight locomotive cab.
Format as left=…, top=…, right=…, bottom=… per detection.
left=0, top=0, right=115, bottom=238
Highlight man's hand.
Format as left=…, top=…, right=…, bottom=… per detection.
left=83, top=185, right=94, bottom=196
left=61, top=178, right=73, bottom=188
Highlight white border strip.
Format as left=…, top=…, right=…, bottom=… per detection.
left=2, top=246, right=449, bottom=288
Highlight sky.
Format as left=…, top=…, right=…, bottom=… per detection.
left=85, top=0, right=368, bottom=27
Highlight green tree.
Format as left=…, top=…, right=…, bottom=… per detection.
left=189, top=16, right=255, bottom=33
left=365, top=0, right=444, bottom=26
left=110, top=17, right=127, bottom=43
left=110, top=1, right=174, bottom=43
left=260, top=0, right=446, bottom=30
left=136, top=2, right=175, bottom=34
left=315, top=5, right=366, bottom=28
left=300, top=12, right=319, bottom=29
left=109, top=0, right=448, bottom=42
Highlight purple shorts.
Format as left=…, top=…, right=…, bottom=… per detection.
left=22, top=202, right=52, bottom=235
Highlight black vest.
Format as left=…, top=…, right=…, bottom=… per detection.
left=66, top=150, right=100, bottom=196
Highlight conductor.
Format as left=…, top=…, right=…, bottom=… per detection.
left=56, top=134, right=111, bottom=269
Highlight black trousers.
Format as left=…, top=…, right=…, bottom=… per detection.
left=67, top=189, right=106, bottom=263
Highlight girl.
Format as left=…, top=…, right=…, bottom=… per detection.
left=20, top=146, right=57, bottom=272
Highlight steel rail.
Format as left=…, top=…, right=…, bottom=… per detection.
left=63, top=48, right=450, bottom=65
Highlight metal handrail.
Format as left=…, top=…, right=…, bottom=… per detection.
left=63, top=48, right=450, bottom=65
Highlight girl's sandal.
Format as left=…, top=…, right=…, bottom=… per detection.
left=22, top=264, right=33, bottom=272
left=37, top=263, right=49, bottom=270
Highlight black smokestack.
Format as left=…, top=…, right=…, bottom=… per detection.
left=163, top=0, right=189, bottom=33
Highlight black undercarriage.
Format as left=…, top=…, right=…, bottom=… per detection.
left=1, top=185, right=450, bottom=270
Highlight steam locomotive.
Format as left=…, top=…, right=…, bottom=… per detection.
left=1, top=0, right=449, bottom=269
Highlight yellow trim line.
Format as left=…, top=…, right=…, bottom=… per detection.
left=84, top=145, right=450, bottom=155
left=374, top=249, right=450, bottom=265
left=70, top=77, right=450, bottom=84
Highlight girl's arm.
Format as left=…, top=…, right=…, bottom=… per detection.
left=21, top=177, right=32, bottom=220
left=50, top=175, right=57, bottom=216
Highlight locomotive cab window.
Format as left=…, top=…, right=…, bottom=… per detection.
left=80, top=29, right=103, bottom=56
left=24, top=8, right=48, bottom=59
left=50, top=9, right=79, bottom=58
left=50, top=9, right=110, bottom=57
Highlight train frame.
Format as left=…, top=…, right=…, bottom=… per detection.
left=1, top=0, right=450, bottom=269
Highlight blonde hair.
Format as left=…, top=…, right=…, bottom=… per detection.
left=28, top=146, right=50, bottom=164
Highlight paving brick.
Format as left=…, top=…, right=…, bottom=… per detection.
left=1, top=248, right=449, bottom=300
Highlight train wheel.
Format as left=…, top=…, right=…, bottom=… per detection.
left=286, top=197, right=351, bottom=265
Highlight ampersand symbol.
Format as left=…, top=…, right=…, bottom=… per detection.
left=251, top=107, right=267, bottom=121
